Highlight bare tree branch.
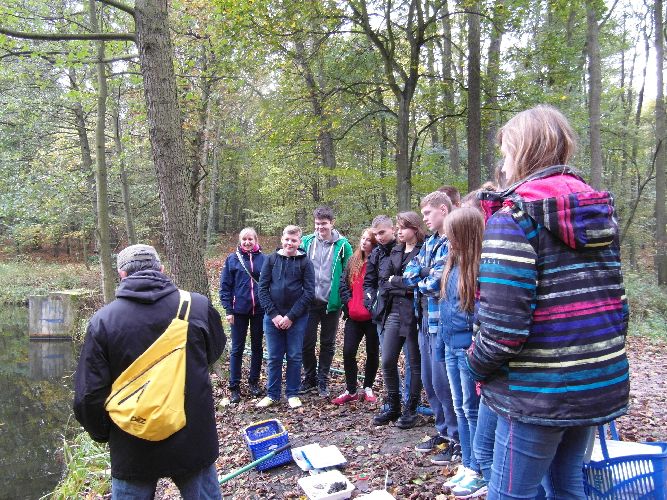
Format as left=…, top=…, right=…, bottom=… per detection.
left=96, top=0, right=136, bottom=18
left=0, top=26, right=135, bottom=42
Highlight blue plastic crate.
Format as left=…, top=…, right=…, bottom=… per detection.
left=583, top=422, right=667, bottom=499
left=243, top=419, right=292, bottom=471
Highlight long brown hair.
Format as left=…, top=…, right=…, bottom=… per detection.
left=498, top=105, right=577, bottom=184
left=440, top=207, right=485, bottom=312
left=347, top=228, right=377, bottom=285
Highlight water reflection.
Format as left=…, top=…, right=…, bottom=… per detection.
left=0, top=305, right=76, bottom=499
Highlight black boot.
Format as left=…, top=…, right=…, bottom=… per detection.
left=395, top=395, right=419, bottom=429
left=230, top=389, right=241, bottom=404
left=373, top=393, right=401, bottom=426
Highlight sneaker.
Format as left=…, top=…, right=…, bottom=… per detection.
left=299, top=380, right=317, bottom=394
left=318, top=383, right=330, bottom=398
left=332, top=390, right=359, bottom=405
left=430, top=441, right=461, bottom=465
left=414, top=434, right=447, bottom=452
left=443, top=465, right=469, bottom=489
left=362, top=387, right=377, bottom=402
left=451, top=470, right=487, bottom=498
left=288, top=397, right=302, bottom=408
left=256, top=396, right=277, bottom=408
left=230, top=389, right=241, bottom=404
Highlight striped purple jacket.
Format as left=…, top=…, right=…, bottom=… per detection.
left=467, top=166, right=630, bottom=426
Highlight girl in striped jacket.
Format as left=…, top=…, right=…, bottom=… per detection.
left=466, top=105, right=630, bottom=499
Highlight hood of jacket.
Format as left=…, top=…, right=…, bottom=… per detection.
left=116, top=270, right=177, bottom=303
left=482, top=165, right=618, bottom=251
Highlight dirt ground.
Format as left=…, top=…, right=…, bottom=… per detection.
left=151, top=333, right=667, bottom=500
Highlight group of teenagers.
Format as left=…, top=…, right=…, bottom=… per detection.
left=219, top=105, right=630, bottom=499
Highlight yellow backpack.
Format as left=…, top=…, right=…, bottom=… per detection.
left=104, top=289, right=191, bottom=441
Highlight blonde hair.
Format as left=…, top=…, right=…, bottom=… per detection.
left=238, top=227, right=258, bottom=243
left=440, top=207, right=485, bottom=312
left=420, top=191, right=453, bottom=212
left=498, top=105, right=577, bottom=184
left=283, top=225, right=302, bottom=237
left=396, top=211, right=426, bottom=243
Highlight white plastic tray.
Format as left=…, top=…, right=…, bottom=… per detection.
left=298, top=470, right=354, bottom=500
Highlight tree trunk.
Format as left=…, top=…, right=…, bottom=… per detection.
left=482, top=0, right=504, bottom=182
left=89, top=0, right=116, bottom=304
left=396, top=93, right=412, bottom=211
left=441, top=0, right=459, bottom=174
left=294, top=40, right=338, bottom=189
left=68, top=69, right=98, bottom=224
left=655, top=0, right=667, bottom=285
left=111, top=98, right=137, bottom=245
left=586, top=0, right=603, bottom=189
left=467, top=2, right=482, bottom=190
left=134, top=0, right=209, bottom=296
left=206, top=124, right=221, bottom=248
left=425, top=0, right=439, bottom=148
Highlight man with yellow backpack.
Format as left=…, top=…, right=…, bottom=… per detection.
left=73, top=244, right=226, bottom=499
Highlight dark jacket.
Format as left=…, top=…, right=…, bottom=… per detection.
left=437, top=265, right=474, bottom=352
left=258, top=249, right=315, bottom=320
left=467, top=166, right=630, bottom=426
left=73, top=270, right=226, bottom=480
left=219, top=246, right=265, bottom=316
left=380, top=242, right=422, bottom=336
left=363, top=239, right=397, bottom=323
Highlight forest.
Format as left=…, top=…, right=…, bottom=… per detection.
left=0, top=0, right=665, bottom=299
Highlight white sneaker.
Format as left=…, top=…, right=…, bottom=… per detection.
left=444, top=465, right=468, bottom=489
left=256, top=396, right=277, bottom=408
left=288, top=396, right=302, bottom=408
left=451, top=469, right=487, bottom=498
left=363, top=387, right=377, bottom=402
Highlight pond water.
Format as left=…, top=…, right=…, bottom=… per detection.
left=0, top=305, right=77, bottom=499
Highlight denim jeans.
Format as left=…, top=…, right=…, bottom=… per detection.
left=302, top=302, right=340, bottom=386
left=381, top=312, right=421, bottom=397
left=264, top=314, right=308, bottom=400
left=444, top=345, right=480, bottom=470
left=342, top=318, right=379, bottom=393
left=474, top=398, right=498, bottom=482
left=111, top=463, right=221, bottom=500
left=420, top=327, right=458, bottom=440
left=228, top=313, right=264, bottom=390
left=488, top=415, right=593, bottom=499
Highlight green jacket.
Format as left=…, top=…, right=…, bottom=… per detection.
left=301, top=232, right=353, bottom=312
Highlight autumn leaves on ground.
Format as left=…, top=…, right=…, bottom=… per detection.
left=152, top=332, right=667, bottom=500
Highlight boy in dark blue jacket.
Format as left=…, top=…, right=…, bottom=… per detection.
left=257, top=225, right=315, bottom=409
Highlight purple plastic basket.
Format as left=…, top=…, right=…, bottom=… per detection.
left=243, top=419, right=292, bottom=471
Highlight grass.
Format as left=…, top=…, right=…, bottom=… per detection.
left=0, top=259, right=101, bottom=305
left=624, top=269, right=667, bottom=340
left=48, top=432, right=110, bottom=500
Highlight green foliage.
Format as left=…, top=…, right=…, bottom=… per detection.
left=50, top=432, right=110, bottom=499
left=624, top=270, right=667, bottom=340
left=0, top=260, right=101, bottom=304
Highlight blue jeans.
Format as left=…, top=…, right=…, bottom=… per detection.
left=229, top=313, right=264, bottom=390
left=420, top=329, right=458, bottom=440
left=474, top=399, right=498, bottom=482
left=264, top=314, right=308, bottom=400
left=444, top=345, right=479, bottom=469
left=111, top=463, right=220, bottom=500
left=488, top=415, right=593, bottom=499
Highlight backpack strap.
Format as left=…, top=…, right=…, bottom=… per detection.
left=235, top=249, right=260, bottom=284
left=177, top=289, right=192, bottom=321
